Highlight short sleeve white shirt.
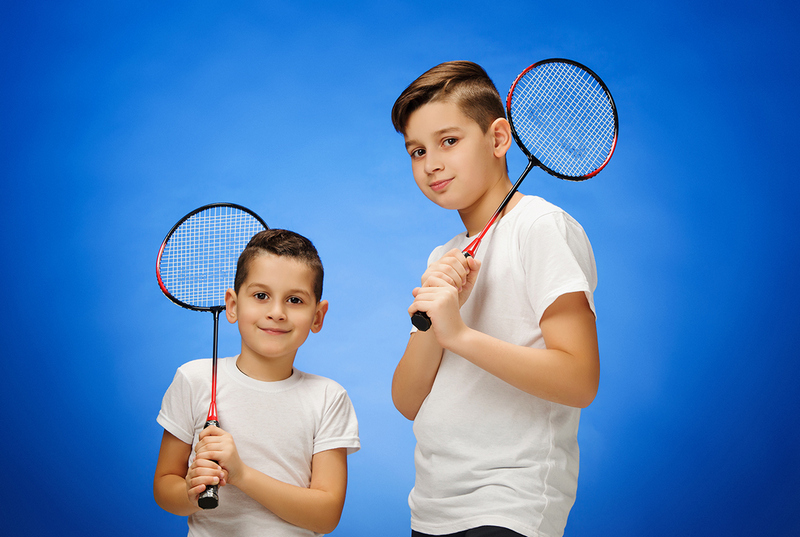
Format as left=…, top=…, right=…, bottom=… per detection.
left=409, top=196, right=597, bottom=537
left=157, top=356, right=360, bottom=537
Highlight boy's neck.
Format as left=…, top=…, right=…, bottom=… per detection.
left=235, top=351, right=295, bottom=382
left=458, top=174, right=522, bottom=237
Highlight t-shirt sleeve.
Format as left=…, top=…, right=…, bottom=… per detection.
left=156, top=368, right=197, bottom=446
left=313, top=384, right=361, bottom=455
left=522, top=211, right=598, bottom=325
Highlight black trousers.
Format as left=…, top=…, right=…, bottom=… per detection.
left=412, top=527, right=525, bottom=537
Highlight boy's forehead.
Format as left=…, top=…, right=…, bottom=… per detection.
left=405, top=100, right=475, bottom=140
left=244, top=253, right=315, bottom=290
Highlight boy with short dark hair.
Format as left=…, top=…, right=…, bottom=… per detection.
left=391, top=61, right=599, bottom=537
left=154, top=229, right=360, bottom=536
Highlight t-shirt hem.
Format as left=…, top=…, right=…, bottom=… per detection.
left=411, top=514, right=538, bottom=537
left=314, top=437, right=361, bottom=455
left=156, top=412, right=194, bottom=445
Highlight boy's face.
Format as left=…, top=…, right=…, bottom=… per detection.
left=403, top=100, right=508, bottom=213
left=225, top=253, right=327, bottom=366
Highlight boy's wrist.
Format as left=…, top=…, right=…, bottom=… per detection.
left=439, top=323, right=476, bottom=355
left=226, top=461, right=252, bottom=489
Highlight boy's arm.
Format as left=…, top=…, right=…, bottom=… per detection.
left=153, top=430, right=220, bottom=516
left=392, top=329, right=444, bottom=420
left=415, top=279, right=599, bottom=408
left=197, top=426, right=348, bottom=534
left=392, top=249, right=480, bottom=420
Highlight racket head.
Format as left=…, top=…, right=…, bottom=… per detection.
left=507, top=58, right=618, bottom=181
left=156, top=203, right=268, bottom=312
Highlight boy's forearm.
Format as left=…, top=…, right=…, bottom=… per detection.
left=392, top=330, right=444, bottom=420
left=443, top=293, right=600, bottom=408
left=448, top=328, right=598, bottom=407
left=153, top=475, right=202, bottom=517
left=232, top=457, right=346, bottom=534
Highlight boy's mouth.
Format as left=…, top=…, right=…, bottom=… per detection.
left=429, top=178, right=452, bottom=192
left=259, top=327, right=289, bottom=335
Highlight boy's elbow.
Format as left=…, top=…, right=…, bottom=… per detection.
left=392, top=394, right=419, bottom=421
left=575, top=373, right=600, bottom=408
left=391, top=380, right=420, bottom=420
left=315, top=514, right=341, bottom=535
left=576, top=388, right=597, bottom=408
left=310, top=500, right=344, bottom=534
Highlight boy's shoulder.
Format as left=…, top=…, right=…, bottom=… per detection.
left=431, top=195, right=572, bottom=255
left=174, top=357, right=214, bottom=377
left=294, top=369, right=350, bottom=394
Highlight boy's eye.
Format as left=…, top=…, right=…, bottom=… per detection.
left=254, top=292, right=268, bottom=300
left=443, top=137, right=457, bottom=147
left=288, top=296, right=304, bottom=305
left=410, top=148, right=425, bottom=159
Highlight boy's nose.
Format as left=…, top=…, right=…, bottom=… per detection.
left=266, top=303, right=287, bottom=321
left=424, top=153, right=443, bottom=174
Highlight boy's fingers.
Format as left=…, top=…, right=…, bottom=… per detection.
left=198, top=424, right=223, bottom=440
left=464, top=258, right=481, bottom=284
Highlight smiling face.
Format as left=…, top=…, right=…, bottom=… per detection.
left=403, top=100, right=513, bottom=233
left=225, top=252, right=328, bottom=381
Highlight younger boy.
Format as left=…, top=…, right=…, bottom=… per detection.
left=154, top=229, right=360, bottom=536
left=391, top=61, right=600, bottom=537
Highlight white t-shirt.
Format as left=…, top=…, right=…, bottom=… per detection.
left=409, top=196, right=597, bottom=537
left=157, top=356, right=360, bottom=537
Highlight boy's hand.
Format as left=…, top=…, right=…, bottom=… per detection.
left=411, top=273, right=468, bottom=346
left=420, top=248, right=481, bottom=308
left=194, top=425, right=246, bottom=486
left=185, top=456, right=224, bottom=503
left=411, top=249, right=480, bottom=344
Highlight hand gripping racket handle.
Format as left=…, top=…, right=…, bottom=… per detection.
left=410, top=161, right=533, bottom=332
left=197, top=419, right=220, bottom=509
left=410, top=251, right=474, bottom=332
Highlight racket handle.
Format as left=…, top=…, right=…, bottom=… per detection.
left=197, top=419, right=220, bottom=510
left=411, top=250, right=471, bottom=332
left=411, top=311, right=432, bottom=332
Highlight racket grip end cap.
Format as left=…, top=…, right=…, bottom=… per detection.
left=198, top=487, right=219, bottom=510
left=411, top=312, right=432, bottom=332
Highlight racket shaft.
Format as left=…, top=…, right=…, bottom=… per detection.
left=199, top=311, right=221, bottom=509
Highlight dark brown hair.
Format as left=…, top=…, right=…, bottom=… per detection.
left=234, top=229, right=324, bottom=301
left=391, top=60, right=506, bottom=135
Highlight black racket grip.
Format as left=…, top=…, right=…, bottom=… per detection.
left=411, top=311, right=432, bottom=331
left=197, top=419, right=220, bottom=510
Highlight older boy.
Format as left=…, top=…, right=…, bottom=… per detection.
left=154, top=229, right=360, bottom=536
left=391, top=61, right=599, bottom=537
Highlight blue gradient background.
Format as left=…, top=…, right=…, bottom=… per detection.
left=3, top=1, right=798, bottom=535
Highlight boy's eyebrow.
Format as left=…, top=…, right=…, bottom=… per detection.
left=245, top=282, right=313, bottom=297
left=404, top=126, right=465, bottom=149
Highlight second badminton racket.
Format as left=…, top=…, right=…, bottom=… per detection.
left=156, top=202, right=268, bottom=508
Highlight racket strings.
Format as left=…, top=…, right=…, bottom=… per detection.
left=159, top=206, right=265, bottom=309
left=511, top=62, right=616, bottom=177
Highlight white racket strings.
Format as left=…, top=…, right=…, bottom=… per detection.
left=160, top=206, right=265, bottom=309
left=511, top=62, right=616, bottom=178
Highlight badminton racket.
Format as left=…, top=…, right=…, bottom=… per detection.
left=156, top=202, right=268, bottom=508
left=412, top=58, right=618, bottom=331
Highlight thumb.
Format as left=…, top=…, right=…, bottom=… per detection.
left=464, top=257, right=481, bottom=289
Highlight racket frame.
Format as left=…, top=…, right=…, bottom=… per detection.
left=156, top=202, right=267, bottom=509
left=506, top=58, right=618, bottom=182
left=156, top=202, right=268, bottom=313
left=411, top=59, right=618, bottom=331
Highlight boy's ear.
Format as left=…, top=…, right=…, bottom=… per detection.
left=490, top=117, right=513, bottom=158
left=310, top=300, right=329, bottom=334
left=224, top=288, right=238, bottom=324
